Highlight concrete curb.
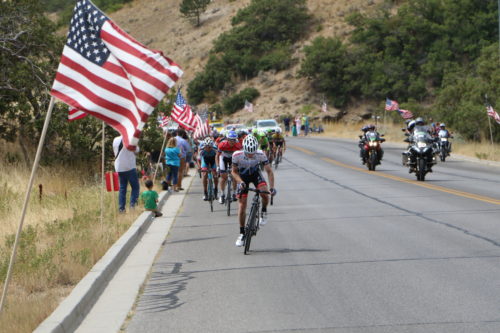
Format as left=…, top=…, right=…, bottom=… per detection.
left=34, top=191, right=170, bottom=333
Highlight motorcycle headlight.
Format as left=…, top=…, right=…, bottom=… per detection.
left=441, top=138, right=448, bottom=141
left=417, top=142, right=427, bottom=148
left=368, top=141, right=377, bottom=147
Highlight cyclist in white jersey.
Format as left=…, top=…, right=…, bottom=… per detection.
left=232, top=135, right=276, bottom=247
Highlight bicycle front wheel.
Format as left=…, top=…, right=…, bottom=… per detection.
left=208, top=176, right=214, bottom=212
left=244, top=205, right=257, bottom=255
left=226, top=177, right=232, bottom=216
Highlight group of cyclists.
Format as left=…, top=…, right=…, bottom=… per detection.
left=194, top=126, right=286, bottom=247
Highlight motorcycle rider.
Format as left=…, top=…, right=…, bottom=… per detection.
left=359, top=124, right=384, bottom=164
left=405, top=117, right=436, bottom=173
left=437, top=123, right=453, bottom=155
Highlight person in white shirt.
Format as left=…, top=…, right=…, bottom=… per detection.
left=113, top=136, right=140, bottom=212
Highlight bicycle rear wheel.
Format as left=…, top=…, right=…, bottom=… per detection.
left=244, top=205, right=257, bottom=254
left=208, top=176, right=214, bottom=212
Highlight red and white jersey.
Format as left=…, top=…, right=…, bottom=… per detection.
left=218, top=141, right=243, bottom=158
left=232, top=150, right=269, bottom=176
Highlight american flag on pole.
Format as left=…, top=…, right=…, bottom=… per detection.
left=397, top=109, right=413, bottom=119
left=244, top=100, right=254, bottom=113
left=193, top=111, right=210, bottom=139
left=68, top=106, right=88, bottom=121
left=51, top=0, right=182, bottom=150
left=487, top=105, right=500, bottom=124
left=321, top=101, right=327, bottom=113
left=385, top=98, right=399, bottom=111
left=171, top=89, right=197, bottom=131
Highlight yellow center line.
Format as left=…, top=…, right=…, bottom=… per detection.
left=288, top=145, right=316, bottom=155
left=320, top=157, right=500, bottom=206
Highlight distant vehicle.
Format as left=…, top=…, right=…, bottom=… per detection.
left=210, top=122, right=224, bottom=133
left=221, top=123, right=247, bottom=135
left=253, top=119, right=280, bottom=134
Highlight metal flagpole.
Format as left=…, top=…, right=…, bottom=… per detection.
left=488, top=113, right=494, bottom=146
left=0, top=96, right=56, bottom=314
left=100, top=122, right=105, bottom=225
left=153, top=130, right=168, bottom=184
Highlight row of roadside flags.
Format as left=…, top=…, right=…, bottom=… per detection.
left=57, top=0, right=499, bottom=149
left=386, top=98, right=500, bottom=124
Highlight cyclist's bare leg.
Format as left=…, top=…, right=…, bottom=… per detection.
left=258, top=184, right=269, bottom=210
left=220, top=172, right=228, bottom=194
left=211, top=169, right=219, bottom=192
left=238, top=196, right=248, bottom=228
left=202, top=171, right=208, bottom=193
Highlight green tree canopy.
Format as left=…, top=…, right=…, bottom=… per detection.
left=179, top=0, right=211, bottom=27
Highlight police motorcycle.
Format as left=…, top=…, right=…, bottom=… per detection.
left=361, top=131, right=385, bottom=171
left=437, top=127, right=452, bottom=162
left=402, top=130, right=436, bottom=181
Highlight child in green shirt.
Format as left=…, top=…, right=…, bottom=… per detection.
left=140, top=180, right=162, bottom=217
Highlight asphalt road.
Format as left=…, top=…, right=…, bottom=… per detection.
left=125, top=136, right=500, bottom=333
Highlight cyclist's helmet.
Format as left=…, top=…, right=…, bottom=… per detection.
left=204, top=137, right=214, bottom=147
left=415, top=117, right=424, bottom=126
left=227, top=130, right=238, bottom=141
left=243, top=135, right=259, bottom=154
left=276, top=128, right=282, bottom=134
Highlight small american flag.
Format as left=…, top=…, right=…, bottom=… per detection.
left=487, top=105, right=500, bottom=124
left=51, top=0, right=182, bottom=150
left=398, top=109, right=413, bottom=119
left=159, top=115, right=170, bottom=128
left=385, top=98, right=399, bottom=111
left=244, top=100, right=254, bottom=113
left=68, top=106, right=87, bottom=121
left=321, top=101, right=327, bottom=113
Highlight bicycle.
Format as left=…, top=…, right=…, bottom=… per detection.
left=243, top=188, right=270, bottom=255
left=207, top=171, right=215, bottom=212
left=274, top=146, right=282, bottom=169
left=225, top=172, right=233, bottom=216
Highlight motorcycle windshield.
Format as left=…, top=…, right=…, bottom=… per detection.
left=366, top=132, right=378, bottom=141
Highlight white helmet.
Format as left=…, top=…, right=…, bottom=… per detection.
left=204, top=137, right=214, bottom=146
left=243, top=135, right=258, bottom=154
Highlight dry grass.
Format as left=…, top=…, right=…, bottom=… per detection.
left=0, top=144, right=154, bottom=332
left=311, top=121, right=500, bottom=162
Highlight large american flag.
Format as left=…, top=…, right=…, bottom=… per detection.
left=385, top=98, right=399, bottom=111
left=171, top=89, right=197, bottom=131
left=487, top=105, right=500, bottom=124
left=51, top=0, right=182, bottom=150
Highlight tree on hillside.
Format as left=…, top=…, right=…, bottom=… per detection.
left=179, top=0, right=211, bottom=27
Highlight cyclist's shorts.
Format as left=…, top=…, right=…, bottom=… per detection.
left=274, top=141, right=284, bottom=147
left=201, top=156, right=216, bottom=171
left=219, top=156, right=232, bottom=173
left=260, top=144, right=268, bottom=151
left=237, top=171, right=267, bottom=198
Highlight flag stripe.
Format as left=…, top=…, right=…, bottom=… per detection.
left=105, top=21, right=181, bottom=83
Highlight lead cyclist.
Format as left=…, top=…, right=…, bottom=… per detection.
left=232, top=135, right=276, bottom=247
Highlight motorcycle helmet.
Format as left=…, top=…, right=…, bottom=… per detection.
left=407, top=120, right=416, bottom=131
left=415, top=117, right=424, bottom=126
left=368, top=124, right=376, bottom=130
left=440, top=123, right=446, bottom=128
left=243, top=135, right=258, bottom=154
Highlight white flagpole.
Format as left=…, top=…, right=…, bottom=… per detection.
left=0, top=96, right=56, bottom=314
left=100, top=121, right=105, bottom=225
left=153, top=130, right=168, bottom=184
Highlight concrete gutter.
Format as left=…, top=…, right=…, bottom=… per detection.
left=34, top=191, right=170, bottom=333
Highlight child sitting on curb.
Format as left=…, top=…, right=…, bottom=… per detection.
left=140, top=179, right=163, bottom=217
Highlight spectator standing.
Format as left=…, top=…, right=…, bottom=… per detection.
left=283, top=116, right=291, bottom=136
left=165, top=137, right=181, bottom=191
left=303, top=114, right=310, bottom=136
left=182, top=130, right=193, bottom=176
left=295, top=115, right=301, bottom=136
left=175, top=128, right=191, bottom=190
left=113, top=136, right=140, bottom=212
